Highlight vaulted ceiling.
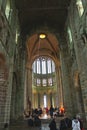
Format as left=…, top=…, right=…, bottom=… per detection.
left=15, top=0, right=71, bottom=67
left=15, top=0, right=71, bottom=36
left=26, top=33, right=60, bottom=66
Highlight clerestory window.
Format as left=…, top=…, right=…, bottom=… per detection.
left=76, top=0, right=84, bottom=17
left=32, top=57, right=55, bottom=87
left=5, top=0, right=11, bottom=19
left=67, top=27, right=73, bottom=49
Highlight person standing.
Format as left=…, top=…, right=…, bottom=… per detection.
left=59, top=113, right=72, bottom=130
left=72, top=116, right=81, bottom=130
left=49, top=117, right=57, bottom=130
left=49, top=105, right=54, bottom=118
left=76, top=115, right=84, bottom=130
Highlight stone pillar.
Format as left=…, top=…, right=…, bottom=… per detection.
left=55, top=66, right=63, bottom=108
left=34, top=93, right=37, bottom=108
left=60, top=43, right=72, bottom=113
left=53, top=92, right=57, bottom=107
left=38, top=93, right=40, bottom=107
left=59, top=67, right=64, bottom=107
left=35, top=93, right=38, bottom=108
left=47, top=93, right=50, bottom=108
left=69, top=5, right=87, bottom=118
left=26, top=67, right=32, bottom=113
left=24, top=70, right=27, bottom=110
left=4, top=57, right=14, bottom=125
left=72, top=33, right=87, bottom=117
left=40, top=93, right=43, bottom=108
left=32, top=92, right=34, bottom=108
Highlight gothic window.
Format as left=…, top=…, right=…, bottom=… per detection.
left=15, top=30, right=20, bottom=44
left=33, top=62, right=36, bottom=73
left=67, top=27, right=73, bottom=49
left=48, top=78, right=52, bottom=86
left=43, top=94, right=47, bottom=108
left=42, top=59, right=46, bottom=74
left=52, top=61, right=55, bottom=72
left=67, top=27, right=75, bottom=57
left=5, top=0, right=11, bottom=19
left=47, top=60, right=51, bottom=73
left=76, top=0, right=84, bottom=17
left=37, top=59, right=41, bottom=74
left=42, top=79, right=47, bottom=86
left=32, top=57, right=55, bottom=87
left=37, top=78, right=41, bottom=86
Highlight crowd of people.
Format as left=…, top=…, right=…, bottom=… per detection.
left=24, top=105, right=65, bottom=129
left=24, top=105, right=84, bottom=130
left=49, top=113, right=84, bottom=130
left=24, top=105, right=65, bottom=119
left=27, top=112, right=84, bottom=130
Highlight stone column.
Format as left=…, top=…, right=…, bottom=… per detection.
left=24, top=70, right=27, bottom=110
left=40, top=93, right=43, bottom=108
left=60, top=43, right=72, bottom=113
left=34, top=93, right=37, bottom=108
left=38, top=93, right=40, bottom=107
left=59, top=67, right=64, bottom=107
left=72, top=33, right=87, bottom=116
left=47, top=93, right=50, bottom=108
left=55, top=66, right=63, bottom=108
left=35, top=93, right=38, bottom=108
left=70, top=6, right=87, bottom=118
left=4, top=57, right=14, bottom=125
left=26, top=67, right=32, bottom=113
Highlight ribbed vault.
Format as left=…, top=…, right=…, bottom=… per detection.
left=26, top=32, right=60, bottom=68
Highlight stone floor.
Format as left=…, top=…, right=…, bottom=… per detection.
left=3, top=117, right=60, bottom=130
left=2, top=116, right=87, bottom=130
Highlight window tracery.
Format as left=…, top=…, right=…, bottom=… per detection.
left=32, top=57, right=55, bottom=87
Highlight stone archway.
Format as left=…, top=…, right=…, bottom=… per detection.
left=24, top=31, right=64, bottom=114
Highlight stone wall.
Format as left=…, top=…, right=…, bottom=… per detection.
left=0, top=2, right=20, bottom=128
left=65, top=0, right=87, bottom=120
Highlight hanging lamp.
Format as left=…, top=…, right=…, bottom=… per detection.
left=39, top=33, right=46, bottom=39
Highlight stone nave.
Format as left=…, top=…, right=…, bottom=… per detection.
left=0, top=0, right=87, bottom=129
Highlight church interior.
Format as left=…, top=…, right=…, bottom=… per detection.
left=0, top=0, right=87, bottom=129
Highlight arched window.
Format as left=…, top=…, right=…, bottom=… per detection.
left=42, top=59, right=46, bottom=74
left=76, top=0, right=84, bottom=17
left=68, top=27, right=72, bottom=44
left=43, top=93, right=47, bottom=108
left=32, top=57, right=55, bottom=87
left=47, top=60, right=51, bottom=73
left=37, top=59, right=41, bottom=74
left=15, top=30, right=20, bottom=44
left=67, top=27, right=73, bottom=49
left=5, top=0, right=11, bottom=19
